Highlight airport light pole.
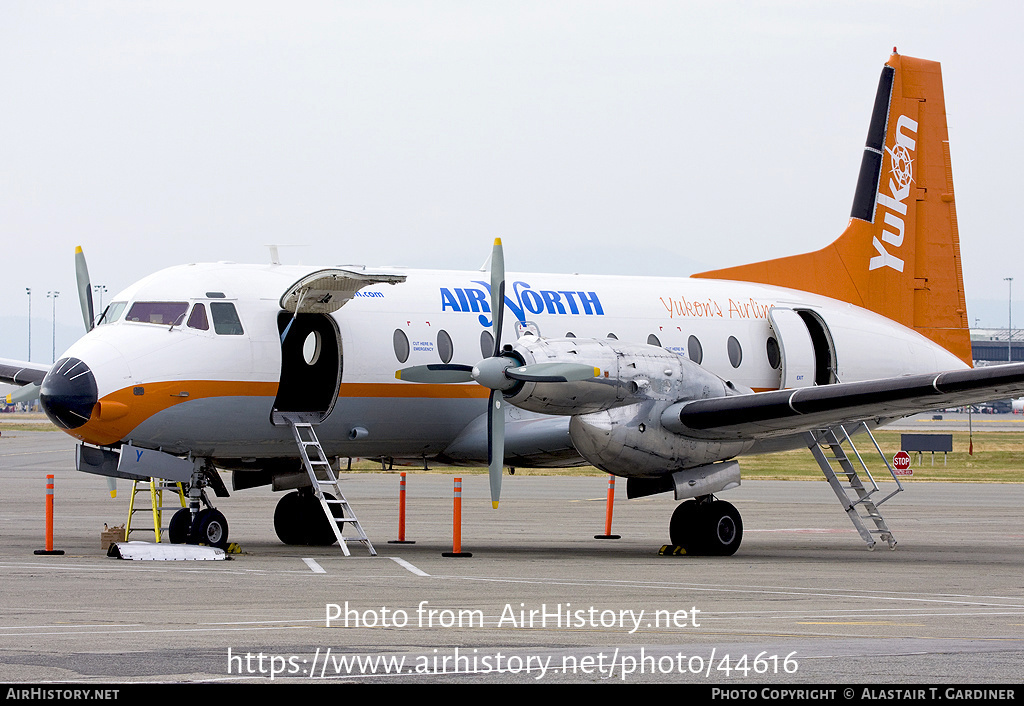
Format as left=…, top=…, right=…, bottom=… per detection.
left=93, top=284, right=107, bottom=316
left=1007, top=277, right=1014, bottom=364
left=47, top=291, right=59, bottom=363
left=26, top=288, right=31, bottom=362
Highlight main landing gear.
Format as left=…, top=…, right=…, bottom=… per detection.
left=669, top=496, right=742, bottom=556
left=273, top=489, right=343, bottom=546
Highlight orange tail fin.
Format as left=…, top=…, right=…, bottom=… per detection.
left=694, top=51, right=971, bottom=366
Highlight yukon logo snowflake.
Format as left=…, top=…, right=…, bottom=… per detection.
left=870, top=114, right=918, bottom=273
left=885, top=142, right=914, bottom=191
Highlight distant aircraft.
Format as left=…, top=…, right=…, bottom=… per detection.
left=5, top=51, right=1024, bottom=556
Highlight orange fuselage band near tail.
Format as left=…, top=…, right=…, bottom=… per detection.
left=694, top=53, right=971, bottom=367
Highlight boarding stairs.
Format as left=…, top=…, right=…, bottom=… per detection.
left=125, top=479, right=187, bottom=542
left=805, top=423, right=903, bottom=550
left=288, top=419, right=376, bottom=557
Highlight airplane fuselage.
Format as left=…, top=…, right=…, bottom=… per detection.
left=50, top=262, right=966, bottom=475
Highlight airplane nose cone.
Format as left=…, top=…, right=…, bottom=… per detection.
left=39, top=358, right=98, bottom=430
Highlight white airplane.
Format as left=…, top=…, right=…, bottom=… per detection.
left=5, top=51, right=1024, bottom=555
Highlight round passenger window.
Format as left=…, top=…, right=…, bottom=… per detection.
left=480, top=330, right=495, bottom=358
left=688, top=335, right=703, bottom=365
left=766, top=337, right=781, bottom=369
left=393, top=329, right=410, bottom=363
left=302, top=331, right=322, bottom=366
left=438, top=330, right=454, bottom=364
left=728, top=336, right=743, bottom=368
left=647, top=334, right=661, bottom=347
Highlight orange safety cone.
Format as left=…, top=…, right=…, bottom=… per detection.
left=34, top=475, right=64, bottom=556
left=442, top=477, right=472, bottom=557
left=388, top=471, right=415, bottom=544
left=594, top=475, right=621, bottom=539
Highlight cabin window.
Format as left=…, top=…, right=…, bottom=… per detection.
left=126, top=301, right=189, bottom=326
left=565, top=332, right=576, bottom=338
left=187, top=304, right=209, bottom=331
left=688, top=335, right=703, bottom=365
left=394, top=329, right=410, bottom=363
left=766, top=337, right=781, bottom=369
left=438, top=330, right=454, bottom=364
left=728, top=336, right=743, bottom=368
left=97, top=301, right=127, bottom=326
left=606, top=333, right=618, bottom=340
left=647, top=334, right=661, bottom=347
left=480, top=330, right=495, bottom=358
left=210, top=302, right=244, bottom=335
left=303, top=331, right=322, bottom=365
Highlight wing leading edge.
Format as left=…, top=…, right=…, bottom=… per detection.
left=663, top=363, right=1024, bottom=441
left=0, top=358, right=51, bottom=405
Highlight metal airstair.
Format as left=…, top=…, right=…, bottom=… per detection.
left=805, top=422, right=903, bottom=550
left=288, top=419, right=376, bottom=556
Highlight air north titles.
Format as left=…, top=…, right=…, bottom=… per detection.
left=440, top=280, right=604, bottom=327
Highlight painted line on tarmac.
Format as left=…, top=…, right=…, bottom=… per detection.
left=390, top=557, right=429, bottom=576
left=303, top=558, right=327, bottom=574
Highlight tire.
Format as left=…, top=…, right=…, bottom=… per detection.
left=168, top=508, right=192, bottom=544
left=274, top=490, right=340, bottom=546
left=669, top=499, right=703, bottom=551
left=701, top=500, right=742, bottom=556
left=190, top=508, right=229, bottom=549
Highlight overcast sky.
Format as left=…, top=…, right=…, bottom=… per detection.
left=2, top=1, right=1022, bottom=361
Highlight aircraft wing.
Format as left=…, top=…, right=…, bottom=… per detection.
left=0, top=357, right=50, bottom=404
left=664, top=363, right=1024, bottom=441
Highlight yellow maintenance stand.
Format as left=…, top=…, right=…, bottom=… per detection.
left=125, top=479, right=187, bottom=542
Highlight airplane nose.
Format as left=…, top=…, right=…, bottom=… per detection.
left=39, top=357, right=99, bottom=430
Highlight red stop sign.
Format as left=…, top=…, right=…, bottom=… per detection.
left=893, top=450, right=912, bottom=473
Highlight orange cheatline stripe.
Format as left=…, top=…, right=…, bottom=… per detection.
left=72, top=378, right=490, bottom=447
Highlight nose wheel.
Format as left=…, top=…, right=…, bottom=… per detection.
left=168, top=507, right=230, bottom=549
left=669, top=497, right=742, bottom=556
left=167, top=463, right=231, bottom=549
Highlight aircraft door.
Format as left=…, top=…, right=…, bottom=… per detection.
left=768, top=308, right=817, bottom=389
left=272, top=312, right=342, bottom=424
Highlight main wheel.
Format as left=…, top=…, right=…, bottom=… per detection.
left=701, top=500, right=742, bottom=556
left=274, top=490, right=340, bottom=546
left=669, top=499, right=703, bottom=551
left=190, top=508, right=229, bottom=549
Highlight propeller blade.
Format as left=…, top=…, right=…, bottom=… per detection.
left=490, top=238, right=505, bottom=357
left=5, top=383, right=40, bottom=405
left=75, top=246, right=95, bottom=332
left=107, top=476, right=117, bottom=499
left=486, top=389, right=505, bottom=509
left=505, top=362, right=601, bottom=383
left=395, top=364, right=474, bottom=383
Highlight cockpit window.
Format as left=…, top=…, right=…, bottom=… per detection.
left=126, top=302, right=189, bottom=326
left=187, top=303, right=210, bottom=331
left=210, top=302, right=244, bottom=335
left=96, top=301, right=127, bottom=326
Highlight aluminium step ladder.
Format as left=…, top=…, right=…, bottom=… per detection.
left=125, top=479, right=187, bottom=542
left=805, top=423, right=903, bottom=550
left=289, top=420, right=376, bottom=556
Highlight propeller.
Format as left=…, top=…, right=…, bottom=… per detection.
left=75, top=246, right=95, bottom=332
left=395, top=239, right=598, bottom=509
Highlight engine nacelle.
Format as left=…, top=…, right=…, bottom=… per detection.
left=503, top=336, right=755, bottom=477
left=506, top=335, right=749, bottom=415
